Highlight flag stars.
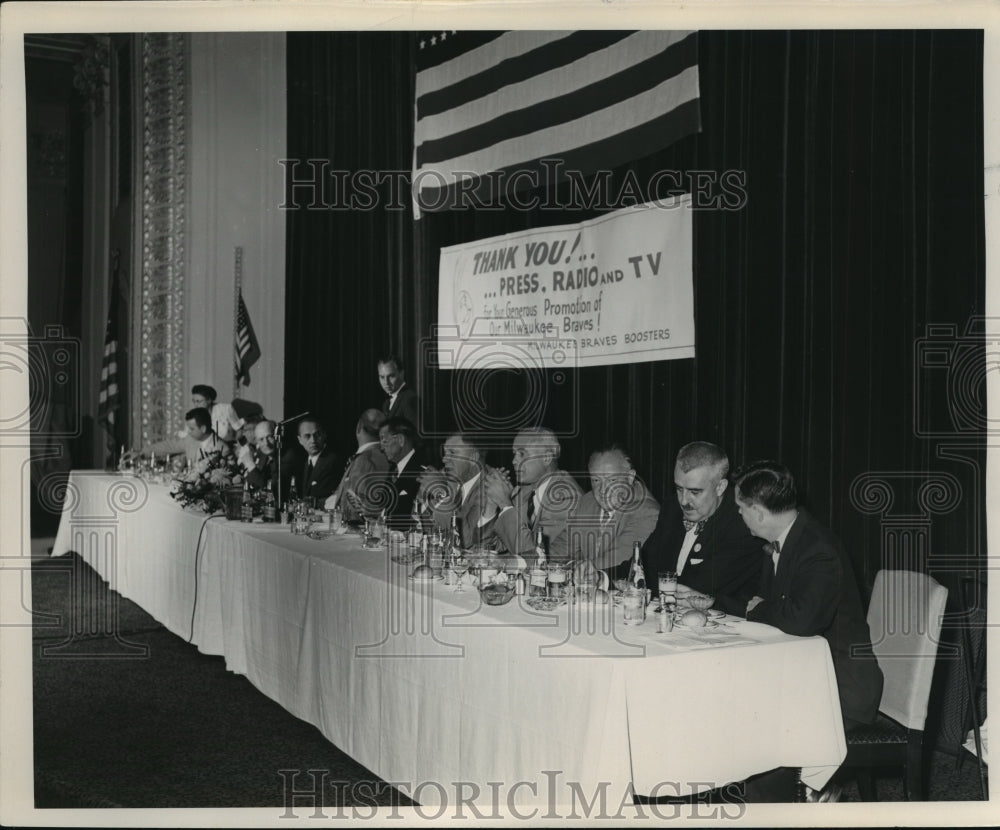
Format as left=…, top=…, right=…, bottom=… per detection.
left=431, top=35, right=437, bottom=46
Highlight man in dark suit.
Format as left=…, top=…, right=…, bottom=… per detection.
left=295, top=417, right=340, bottom=502
left=378, top=354, right=419, bottom=425
left=735, top=460, right=883, bottom=732
left=568, top=444, right=659, bottom=570
left=484, top=427, right=583, bottom=564
left=378, top=416, right=426, bottom=529
left=617, top=441, right=760, bottom=613
left=325, top=409, right=391, bottom=522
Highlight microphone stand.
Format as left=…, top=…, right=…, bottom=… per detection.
left=275, top=411, right=309, bottom=511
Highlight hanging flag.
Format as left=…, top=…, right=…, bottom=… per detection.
left=413, top=30, right=701, bottom=213
left=235, top=291, right=261, bottom=386
left=97, top=265, right=120, bottom=432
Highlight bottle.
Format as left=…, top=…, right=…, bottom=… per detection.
left=285, top=476, right=299, bottom=524
left=528, top=525, right=547, bottom=598
left=241, top=480, right=254, bottom=522
left=262, top=481, right=277, bottom=523
left=450, top=513, right=463, bottom=554
left=534, top=525, right=547, bottom=566
left=627, top=540, right=646, bottom=591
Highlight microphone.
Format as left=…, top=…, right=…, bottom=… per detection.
left=276, top=411, right=309, bottom=428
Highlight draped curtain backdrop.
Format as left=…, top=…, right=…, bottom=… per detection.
left=286, top=30, right=985, bottom=597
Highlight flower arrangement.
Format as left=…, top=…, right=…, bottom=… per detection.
left=169, top=450, right=243, bottom=513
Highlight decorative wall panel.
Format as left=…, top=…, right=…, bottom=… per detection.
left=135, top=33, right=187, bottom=447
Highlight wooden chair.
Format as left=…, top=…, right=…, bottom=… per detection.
left=842, top=569, right=948, bottom=800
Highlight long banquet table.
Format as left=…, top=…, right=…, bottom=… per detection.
left=51, top=471, right=847, bottom=808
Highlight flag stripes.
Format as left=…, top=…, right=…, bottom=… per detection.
left=414, top=30, right=701, bottom=211
left=98, top=272, right=120, bottom=428
left=235, top=292, right=261, bottom=386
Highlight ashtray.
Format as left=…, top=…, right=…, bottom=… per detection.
left=479, top=582, right=515, bottom=606
left=306, top=529, right=333, bottom=540
left=526, top=596, right=564, bottom=612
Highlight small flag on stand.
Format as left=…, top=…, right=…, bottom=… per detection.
left=98, top=267, right=120, bottom=432
left=235, top=291, right=261, bottom=386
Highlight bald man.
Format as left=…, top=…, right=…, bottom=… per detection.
left=483, top=427, right=583, bottom=564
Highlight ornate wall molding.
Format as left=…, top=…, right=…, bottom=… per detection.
left=136, top=33, right=188, bottom=448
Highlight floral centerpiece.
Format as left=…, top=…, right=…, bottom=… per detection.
left=169, top=449, right=243, bottom=513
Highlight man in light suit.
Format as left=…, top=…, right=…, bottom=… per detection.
left=615, top=441, right=761, bottom=614
left=484, top=427, right=583, bottom=564
left=735, top=460, right=883, bottom=732
left=378, top=354, right=419, bottom=425
left=325, top=409, right=391, bottom=522
left=418, top=432, right=498, bottom=548
left=242, top=419, right=279, bottom=493
left=295, top=417, right=340, bottom=503
left=569, top=444, right=659, bottom=571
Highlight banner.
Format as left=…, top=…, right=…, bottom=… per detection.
left=436, top=195, right=694, bottom=370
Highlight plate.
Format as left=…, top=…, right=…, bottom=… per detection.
left=408, top=573, right=442, bottom=583
left=673, top=619, right=719, bottom=630
left=706, top=608, right=724, bottom=619
left=526, top=596, right=565, bottom=612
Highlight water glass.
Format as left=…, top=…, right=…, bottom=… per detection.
left=546, top=563, right=569, bottom=600
left=622, top=588, right=646, bottom=625
left=658, top=571, right=678, bottom=603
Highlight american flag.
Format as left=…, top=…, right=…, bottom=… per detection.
left=235, top=291, right=261, bottom=386
left=413, top=30, right=701, bottom=213
left=98, top=266, right=120, bottom=430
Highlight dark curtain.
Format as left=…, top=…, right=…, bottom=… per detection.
left=286, top=30, right=986, bottom=596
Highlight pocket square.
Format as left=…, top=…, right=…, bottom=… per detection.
left=399, top=489, right=409, bottom=496
left=690, top=558, right=704, bottom=565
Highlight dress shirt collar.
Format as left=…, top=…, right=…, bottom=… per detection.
left=532, top=472, right=555, bottom=505
left=771, top=513, right=798, bottom=570
left=388, top=382, right=407, bottom=407
left=396, top=448, right=416, bottom=475
left=460, top=471, right=482, bottom=504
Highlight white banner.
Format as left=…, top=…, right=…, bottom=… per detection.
left=436, top=195, right=694, bottom=370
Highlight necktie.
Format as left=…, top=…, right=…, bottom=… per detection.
left=683, top=518, right=706, bottom=533
left=764, top=540, right=781, bottom=572
left=601, top=509, right=614, bottom=527
left=526, top=489, right=537, bottom=527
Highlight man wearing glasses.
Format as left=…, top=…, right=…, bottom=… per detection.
left=568, top=444, right=659, bottom=570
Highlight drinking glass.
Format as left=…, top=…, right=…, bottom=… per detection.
left=451, top=556, right=469, bottom=592
left=658, top=571, right=678, bottom=605
left=622, top=588, right=646, bottom=625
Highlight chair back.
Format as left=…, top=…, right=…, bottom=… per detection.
left=867, top=569, right=948, bottom=730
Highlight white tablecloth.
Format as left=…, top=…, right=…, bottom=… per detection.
left=52, top=472, right=846, bottom=807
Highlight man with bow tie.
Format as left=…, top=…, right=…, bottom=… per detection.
left=568, top=444, right=660, bottom=570
left=324, top=409, right=391, bottom=522
left=734, top=460, right=883, bottom=732
left=295, top=417, right=340, bottom=502
left=484, top=427, right=583, bottom=564
left=618, top=441, right=760, bottom=614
